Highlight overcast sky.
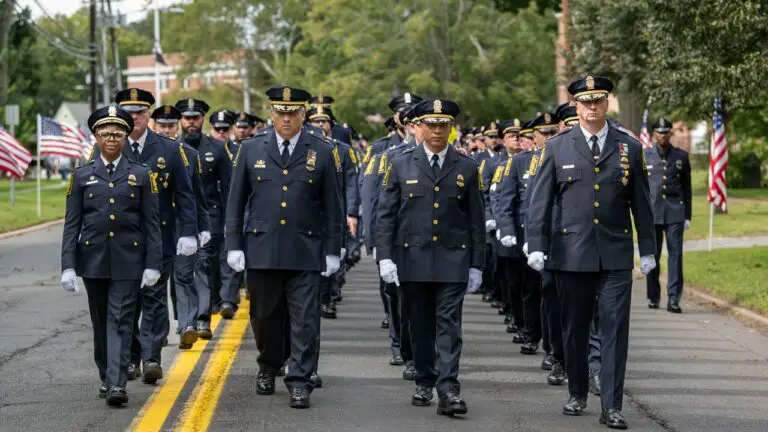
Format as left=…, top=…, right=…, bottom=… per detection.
left=16, top=0, right=181, bottom=23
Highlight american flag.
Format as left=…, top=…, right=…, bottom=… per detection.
left=0, top=126, right=32, bottom=179
left=708, top=98, right=728, bottom=213
left=639, top=106, right=653, bottom=148
left=38, top=116, right=93, bottom=160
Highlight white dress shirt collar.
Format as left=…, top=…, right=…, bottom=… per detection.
left=101, top=154, right=122, bottom=170
left=579, top=122, right=609, bottom=152
left=275, top=130, right=301, bottom=155
left=423, top=144, right=449, bottom=168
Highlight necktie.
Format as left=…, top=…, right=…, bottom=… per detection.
left=132, top=142, right=141, bottom=160
left=106, top=162, right=115, bottom=177
left=590, top=135, right=600, bottom=159
left=431, top=154, right=440, bottom=178
left=281, top=140, right=291, bottom=164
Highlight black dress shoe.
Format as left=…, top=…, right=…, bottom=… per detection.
left=143, top=361, right=163, bottom=384
left=548, top=362, right=566, bottom=386
left=512, top=333, right=526, bottom=344
left=490, top=300, right=503, bottom=309
left=482, top=293, right=491, bottom=302
left=504, top=313, right=512, bottom=324
left=667, top=302, right=682, bottom=313
left=329, top=300, right=338, bottom=313
left=402, top=363, right=416, bottom=381
left=520, top=342, right=538, bottom=355
left=289, top=387, right=310, bottom=408
left=390, top=354, right=404, bottom=366
left=336, top=296, right=343, bottom=303
left=600, top=409, right=628, bottom=429
left=276, top=365, right=287, bottom=377
left=437, top=392, right=468, bottom=416
left=322, top=304, right=337, bottom=319
left=497, top=307, right=507, bottom=315
left=563, top=396, right=587, bottom=416
left=220, top=302, right=235, bottom=319
left=505, top=323, right=518, bottom=333
left=162, top=337, right=168, bottom=347
left=590, top=374, right=602, bottom=395
left=381, top=318, right=389, bottom=329
left=99, top=381, right=107, bottom=398
left=211, top=303, right=221, bottom=314
left=541, top=354, right=555, bottom=371
left=648, top=300, right=660, bottom=309
left=127, top=363, right=140, bottom=381
left=180, top=327, right=198, bottom=348
left=411, top=384, right=434, bottom=406
left=106, top=386, right=128, bottom=407
left=197, top=320, right=213, bottom=339
left=311, top=372, right=323, bottom=388
left=256, top=371, right=276, bottom=395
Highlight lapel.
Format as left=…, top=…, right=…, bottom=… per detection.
left=265, top=131, right=284, bottom=168
left=287, top=130, right=309, bottom=169
left=140, top=130, right=159, bottom=164
left=596, top=127, right=620, bottom=166
left=93, top=157, right=110, bottom=182
left=570, top=127, right=596, bottom=165
left=436, top=146, right=459, bottom=185
left=111, top=156, right=129, bottom=182
left=413, top=145, right=435, bottom=183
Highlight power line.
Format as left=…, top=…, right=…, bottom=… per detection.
left=31, top=0, right=91, bottom=46
left=12, top=2, right=97, bottom=61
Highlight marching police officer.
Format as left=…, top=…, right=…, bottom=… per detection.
left=526, top=75, right=656, bottom=429
left=61, top=106, right=162, bottom=406
left=151, top=104, right=181, bottom=139
left=225, top=86, right=343, bottom=408
left=645, top=117, right=692, bottom=313
left=105, top=88, right=198, bottom=384
left=208, top=108, right=236, bottom=142
left=376, top=98, right=485, bottom=417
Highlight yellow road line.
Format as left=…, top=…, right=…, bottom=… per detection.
left=128, top=314, right=222, bottom=432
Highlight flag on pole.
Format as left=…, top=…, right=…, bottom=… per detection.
left=153, top=40, right=167, bottom=66
left=0, top=126, right=32, bottom=179
left=708, top=98, right=728, bottom=213
left=639, top=105, right=653, bottom=148
left=38, top=116, right=93, bottom=160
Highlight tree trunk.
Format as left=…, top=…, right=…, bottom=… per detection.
left=0, top=0, right=14, bottom=107
left=616, top=87, right=645, bottom=135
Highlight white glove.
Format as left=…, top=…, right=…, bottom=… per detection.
left=176, top=236, right=198, bottom=256
left=321, top=255, right=341, bottom=277
left=340, top=248, right=347, bottom=260
left=523, top=242, right=529, bottom=257
left=501, top=235, right=517, bottom=248
left=467, top=267, right=483, bottom=293
left=485, top=219, right=497, bottom=232
left=684, top=219, right=691, bottom=230
left=60, top=269, right=80, bottom=293
left=198, top=230, right=211, bottom=247
left=379, top=259, right=400, bottom=286
left=639, top=254, right=657, bottom=275
left=372, top=247, right=377, bottom=261
left=527, top=251, right=546, bottom=272
left=495, top=230, right=501, bottom=241
left=141, top=269, right=161, bottom=288
left=227, top=250, right=245, bottom=272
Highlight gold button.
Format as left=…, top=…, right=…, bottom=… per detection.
left=282, top=185, right=288, bottom=191
left=283, top=169, right=288, bottom=175
left=108, top=182, right=114, bottom=188
left=85, top=240, right=90, bottom=245
left=252, top=229, right=258, bottom=233
left=594, top=202, right=600, bottom=208
left=662, top=194, right=667, bottom=199
left=624, top=229, right=629, bottom=234
left=89, top=193, right=93, bottom=198
left=131, top=193, right=135, bottom=198
left=404, top=243, right=409, bottom=248
left=594, top=184, right=600, bottom=191
left=409, top=193, right=413, bottom=198
left=281, top=202, right=287, bottom=208
left=433, top=219, right=438, bottom=225
left=594, top=218, right=599, bottom=225
left=162, top=221, right=166, bottom=226
left=308, top=231, right=312, bottom=235
left=434, top=186, right=440, bottom=192
left=280, top=219, right=286, bottom=225
left=257, top=176, right=261, bottom=181
left=208, top=168, right=213, bottom=172
left=662, top=185, right=667, bottom=189
left=109, top=198, right=115, bottom=204
left=594, top=167, right=600, bottom=173
left=567, top=176, right=573, bottom=182
left=457, top=195, right=462, bottom=199
left=461, top=244, right=466, bottom=249
left=663, top=175, right=667, bottom=180
left=109, top=214, right=115, bottom=221
left=108, top=231, right=114, bottom=237
left=433, top=203, right=439, bottom=208
left=432, top=236, right=438, bottom=241
left=309, top=179, right=313, bottom=184
left=213, top=204, right=217, bottom=209
left=562, top=228, right=567, bottom=234
left=133, top=241, right=138, bottom=246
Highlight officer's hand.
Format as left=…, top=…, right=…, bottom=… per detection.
left=141, top=269, right=161, bottom=289
left=60, top=269, right=80, bottom=293
left=527, top=251, right=546, bottom=272
left=176, top=236, right=198, bottom=256
left=198, top=231, right=211, bottom=247
left=501, top=235, right=517, bottom=248
left=523, top=242, right=529, bottom=257
left=485, top=219, right=497, bottom=232
left=639, top=254, right=656, bottom=275
left=467, top=268, right=483, bottom=293
left=321, top=255, right=341, bottom=277
left=379, top=259, right=400, bottom=286
left=684, top=219, right=691, bottom=230
left=227, top=250, right=246, bottom=272
left=347, top=216, right=358, bottom=237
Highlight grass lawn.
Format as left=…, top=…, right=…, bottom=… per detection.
left=0, top=179, right=68, bottom=233
left=677, top=247, right=768, bottom=316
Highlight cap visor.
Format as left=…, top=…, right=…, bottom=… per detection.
left=271, top=104, right=303, bottom=113
left=155, top=119, right=178, bottom=124
left=211, top=122, right=232, bottom=128
left=421, top=116, right=453, bottom=124
left=181, top=111, right=203, bottom=117
left=120, top=105, right=149, bottom=113
left=575, top=92, right=609, bottom=102
left=654, top=127, right=672, bottom=133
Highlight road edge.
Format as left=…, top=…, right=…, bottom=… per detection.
left=0, top=219, right=64, bottom=241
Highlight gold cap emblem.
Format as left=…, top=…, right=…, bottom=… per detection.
left=318, top=94, right=324, bottom=103
left=434, top=99, right=442, bottom=114
left=130, top=88, right=138, bottom=101
left=282, top=87, right=291, bottom=102
left=318, top=106, right=324, bottom=114
left=108, top=106, right=117, bottom=117
left=586, top=75, right=595, bottom=90
left=404, top=93, right=412, bottom=104
left=218, top=111, right=225, bottom=121
left=569, top=100, right=576, bottom=107
left=240, top=112, right=247, bottom=120
left=514, top=119, right=520, bottom=127
left=187, top=99, right=194, bottom=109
left=544, top=113, right=551, bottom=123
left=164, top=105, right=171, bottom=114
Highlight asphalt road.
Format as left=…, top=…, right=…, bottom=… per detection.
left=1, top=225, right=767, bottom=431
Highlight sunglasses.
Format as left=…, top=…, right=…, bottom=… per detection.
left=96, top=131, right=128, bottom=141
left=213, top=127, right=231, bottom=133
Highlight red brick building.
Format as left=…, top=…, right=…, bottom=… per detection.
left=124, top=53, right=245, bottom=95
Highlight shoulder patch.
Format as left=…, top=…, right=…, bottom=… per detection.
left=332, top=146, right=342, bottom=171
left=348, top=147, right=358, bottom=164
left=537, top=146, right=547, bottom=170
left=378, top=153, right=388, bottom=174
left=87, top=145, right=96, bottom=162
left=233, top=143, right=242, bottom=166
left=528, top=155, right=540, bottom=176
left=65, top=174, right=74, bottom=196
left=492, top=166, right=504, bottom=184
left=364, top=155, right=377, bottom=176
left=149, top=169, right=159, bottom=193
left=362, top=146, right=373, bottom=164
left=382, top=163, right=392, bottom=186
left=478, top=158, right=486, bottom=176
left=178, top=144, right=190, bottom=167
left=503, top=157, right=513, bottom=176
left=197, top=154, right=203, bottom=174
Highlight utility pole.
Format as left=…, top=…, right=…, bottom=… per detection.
left=242, top=59, right=250, bottom=112
left=99, top=0, right=110, bottom=105
left=106, top=0, right=122, bottom=88
left=89, top=0, right=97, bottom=111
left=153, top=2, right=161, bottom=105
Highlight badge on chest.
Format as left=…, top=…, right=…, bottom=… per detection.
left=307, top=150, right=317, bottom=172
left=156, top=157, right=166, bottom=170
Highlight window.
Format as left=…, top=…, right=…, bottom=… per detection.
left=183, top=78, right=190, bottom=89
left=159, top=77, right=169, bottom=93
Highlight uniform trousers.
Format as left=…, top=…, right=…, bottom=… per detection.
left=174, top=253, right=198, bottom=329
left=498, top=256, right=524, bottom=327
left=481, top=243, right=495, bottom=297
left=521, top=263, right=542, bottom=345
left=84, top=278, right=139, bottom=388
left=647, top=222, right=685, bottom=303
left=540, top=269, right=563, bottom=361
left=589, top=295, right=602, bottom=377
left=247, top=269, right=319, bottom=391
left=554, top=270, right=632, bottom=410
left=402, top=281, right=465, bottom=396
left=130, top=257, right=173, bottom=365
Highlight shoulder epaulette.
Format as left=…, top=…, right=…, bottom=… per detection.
left=127, top=159, right=147, bottom=167
left=178, top=143, right=190, bottom=167
left=78, top=159, right=95, bottom=168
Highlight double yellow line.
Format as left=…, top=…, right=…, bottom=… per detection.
left=128, top=298, right=250, bottom=432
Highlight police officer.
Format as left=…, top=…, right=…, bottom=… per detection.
left=307, top=95, right=351, bottom=144
left=61, top=105, right=162, bottom=406
left=208, top=108, right=236, bottom=142
left=526, top=75, right=656, bottom=429
left=645, top=117, right=691, bottom=313
left=176, top=101, right=233, bottom=329
left=152, top=104, right=182, bottom=139
left=225, top=86, right=343, bottom=409
left=376, top=98, right=485, bottom=417
left=107, top=88, right=198, bottom=383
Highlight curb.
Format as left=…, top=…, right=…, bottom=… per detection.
left=0, top=219, right=64, bottom=241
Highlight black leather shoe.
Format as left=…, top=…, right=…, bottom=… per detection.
left=667, top=302, right=682, bottom=314
left=211, top=303, right=221, bottom=314
left=548, top=362, right=567, bottom=386
left=256, top=371, right=276, bottom=395
left=289, top=387, right=310, bottom=408
left=600, top=409, right=628, bottom=429
left=220, top=302, right=235, bottom=319
left=648, top=300, right=660, bottom=309
left=520, top=342, right=538, bottom=355
left=590, top=374, right=602, bottom=395
left=180, top=327, right=198, bottom=348
left=403, top=363, right=416, bottom=381
left=142, top=361, right=163, bottom=384
left=335, top=296, right=343, bottom=303
left=197, top=320, right=213, bottom=339
left=504, top=313, right=512, bottom=324
left=490, top=300, right=502, bottom=309
left=99, top=381, right=107, bottom=398
left=162, top=337, right=168, bottom=347
left=127, top=363, right=140, bottom=381
left=381, top=318, right=389, bottom=329
left=276, top=365, right=287, bottom=377
left=411, top=384, right=434, bottom=406
left=506, top=323, right=518, bottom=333
left=329, top=300, right=338, bottom=313
left=563, top=396, right=587, bottom=416
left=437, top=392, right=467, bottom=416
left=322, top=304, right=337, bottom=319
left=482, top=293, right=492, bottom=302
left=390, top=354, right=404, bottom=366
left=541, top=354, right=555, bottom=371
left=106, top=386, right=128, bottom=406
left=497, top=307, right=506, bottom=315
left=512, top=333, right=526, bottom=344
left=311, top=372, right=323, bottom=388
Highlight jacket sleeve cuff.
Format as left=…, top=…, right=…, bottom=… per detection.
left=179, top=223, right=198, bottom=238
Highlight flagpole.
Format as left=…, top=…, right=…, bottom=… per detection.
left=9, top=123, right=15, bottom=208
left=708, top=202, right=714, bottom=251
left=154, top=2, right=161, bottom=105
left=36, top=114, right=41, bottom=218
